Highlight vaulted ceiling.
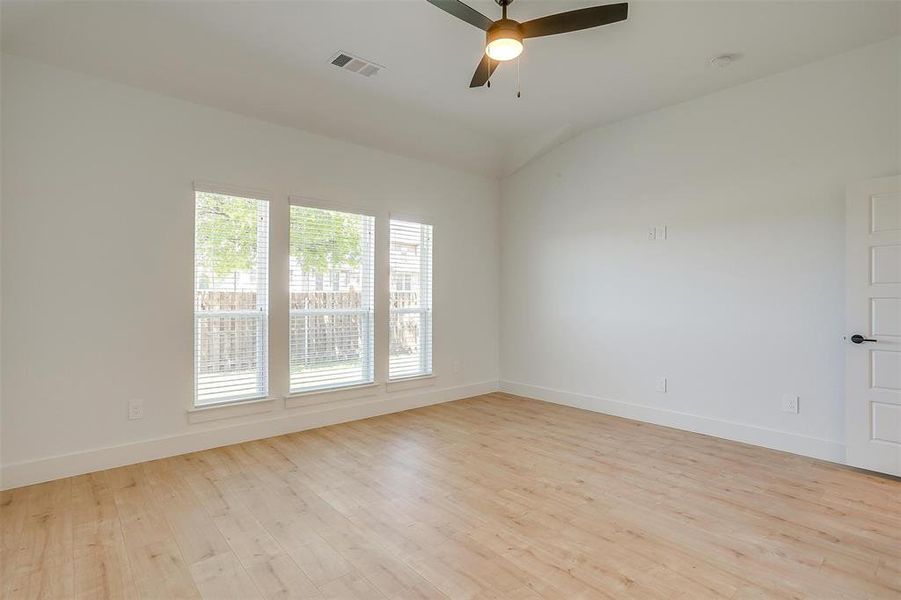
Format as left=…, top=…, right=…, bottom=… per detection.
left=3, top=1, right=898, bottom=176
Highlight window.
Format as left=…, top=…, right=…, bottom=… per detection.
left=389, top=219, right=433, bottom=379
left=392, top=272, right=414, bottom=292
left=193, top=189, right=269, bottom=406
left=289, top=205, right=374, bottom=393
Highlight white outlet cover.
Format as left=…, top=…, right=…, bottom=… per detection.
left=656, top=377, right=667, bottom=393
left=781, top=394, right=799, bottom=414
left=128, top=398, right=144, bottom=420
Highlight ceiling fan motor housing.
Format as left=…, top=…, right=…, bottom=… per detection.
left=488, top=19, right=522, bottom=40
left=486, top=19, right=523, bottom=52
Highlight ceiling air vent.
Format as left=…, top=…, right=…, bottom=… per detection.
left=330, top=52, right=384, bottom=78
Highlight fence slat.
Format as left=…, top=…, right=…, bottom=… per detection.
left=196, top=291, right=420, bottom=373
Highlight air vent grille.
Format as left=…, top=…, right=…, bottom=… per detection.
left=331, top=54, right=353, bottom=67
left=330, top=52, right=384, bottom=78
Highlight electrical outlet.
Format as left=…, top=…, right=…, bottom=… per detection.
left=128, top=398, right=144, bottom=420
left=781, top=394, right=799, bottom=414
left=648, top=226, right=668, bottom=241
left=656, top=377, right=667, bottom=393
left=452, top=360, right=461, bottom=374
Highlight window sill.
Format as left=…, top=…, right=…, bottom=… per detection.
left=285, top=382, right=379, bottom=409
left=187, top=396, right=277, bottom=424
left=385, top=374, right=436, bottom=393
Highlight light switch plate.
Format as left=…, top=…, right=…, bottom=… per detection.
left=656, top=377, right=667, bottom=393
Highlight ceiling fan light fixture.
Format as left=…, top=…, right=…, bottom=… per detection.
left=486, top=37, right=523, bottom=61
left=485, top=20, right=523, bottom=61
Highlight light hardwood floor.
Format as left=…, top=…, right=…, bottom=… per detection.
left=2, top=393, right=899, bottom=599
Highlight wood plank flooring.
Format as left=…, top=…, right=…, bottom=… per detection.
left=2, top=393, right=899, bottom=599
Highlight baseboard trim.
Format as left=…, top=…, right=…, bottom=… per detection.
left=499, top=380, right=845, bottom=464
left=1, top=380, right=499, bottom=490
left=4, top=379, right=846, bottom=490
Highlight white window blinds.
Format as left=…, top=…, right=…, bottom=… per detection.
left=193, top=190, right=269, bottom=406
left=389, top=219, right=433, bottom=380
left=290, top=205, right=375, bottom=393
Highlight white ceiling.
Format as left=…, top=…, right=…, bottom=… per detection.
left=3, top=1, right=898, bottom=177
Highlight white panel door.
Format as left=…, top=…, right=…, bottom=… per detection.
left=845, top=175, right=901, bottom=475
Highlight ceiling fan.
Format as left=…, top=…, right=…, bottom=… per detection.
left=426, top=0, right=628, bottom=88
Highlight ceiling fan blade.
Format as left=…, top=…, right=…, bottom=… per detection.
left=520, top=3, right=628, bottom=39
left=426, top=0, right=494, bottom=31
left=470, top=54, right=499, bottom=88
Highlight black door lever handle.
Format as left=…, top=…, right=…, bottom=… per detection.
left=850, top=334, right=877, bottom=344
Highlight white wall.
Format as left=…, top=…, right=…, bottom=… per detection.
left=500, top=37, right=900, bottom=462
left=0, top=55, right=500, bottom=488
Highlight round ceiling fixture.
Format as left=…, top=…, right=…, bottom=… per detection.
left=710, top=53, right=741, bottom=68
left=486, top=19, right=524, bottom=61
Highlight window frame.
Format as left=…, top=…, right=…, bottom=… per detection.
left=388, top=214, right=435, bottom=382
left=287, top=196, right=378, bottom=395
left=192, top=181, right=271, bottom=409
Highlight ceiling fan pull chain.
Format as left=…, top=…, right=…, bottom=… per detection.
left=517, top=56, right=521, bottom=98
left=487, top=56, right=492, bottom=88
